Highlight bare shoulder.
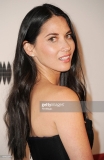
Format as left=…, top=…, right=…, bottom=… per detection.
left=49, top=85, right=79, bottom=101
left=50, top=87, right=93, bottom=159
left=31, top=82, right=79, bottom=102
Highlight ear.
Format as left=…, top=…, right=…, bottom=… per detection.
left=23, top=41, right=35, bottom=57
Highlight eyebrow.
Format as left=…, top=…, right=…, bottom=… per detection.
left=45, top=30, right=71, bottom=37
left=66, top=30, right=72, bottom=34
left=45, top=33, right=59, bottom=37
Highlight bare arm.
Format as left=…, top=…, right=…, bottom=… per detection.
left=23, top=144, right=31, bottom=160
left=53, top=88, right=94, bottom=160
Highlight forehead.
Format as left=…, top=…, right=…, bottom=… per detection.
left=39, top=16, right=70, bottom=35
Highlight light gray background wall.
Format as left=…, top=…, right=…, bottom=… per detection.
left=0, top=0, right=104, bottom=158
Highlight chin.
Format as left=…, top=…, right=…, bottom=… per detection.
left=60, top=65, right=71, bottom=72
left=57, top=68, right=70, bottom=73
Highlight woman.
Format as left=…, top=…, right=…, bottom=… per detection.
left=4, top=3, right=94, bottom=160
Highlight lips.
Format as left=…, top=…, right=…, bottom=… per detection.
left=59, top=55, right=70, bottom=60
left=59, top=54, right=71, bottom=61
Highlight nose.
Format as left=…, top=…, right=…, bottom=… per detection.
left=60, top=39, right=71, bottom=52
left=61, top=47, right=70, bottom=52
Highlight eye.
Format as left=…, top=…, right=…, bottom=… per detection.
left=48, top=37, right=57, bottom=42
left=66, top=33, right=72, bottom=39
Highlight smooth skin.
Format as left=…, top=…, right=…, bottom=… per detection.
left=23, top=16, right=94, bottom=160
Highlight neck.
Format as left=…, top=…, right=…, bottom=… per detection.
left=37, top=67, right=60, bottom=85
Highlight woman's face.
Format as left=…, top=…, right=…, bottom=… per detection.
left=33, top=16, right=75, bottom=73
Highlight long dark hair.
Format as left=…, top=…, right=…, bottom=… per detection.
left=4, top=3, right=86, bottom=160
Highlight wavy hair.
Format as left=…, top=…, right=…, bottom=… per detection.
left=4, top=3, right=86, bottom=160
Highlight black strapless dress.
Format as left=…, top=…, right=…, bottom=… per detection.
left=27, top=118, right=94, bottom=160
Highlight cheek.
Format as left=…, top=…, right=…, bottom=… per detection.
left=40, top=43, right=57, bottom=57
left=71, top=41, right=75, bottom=54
